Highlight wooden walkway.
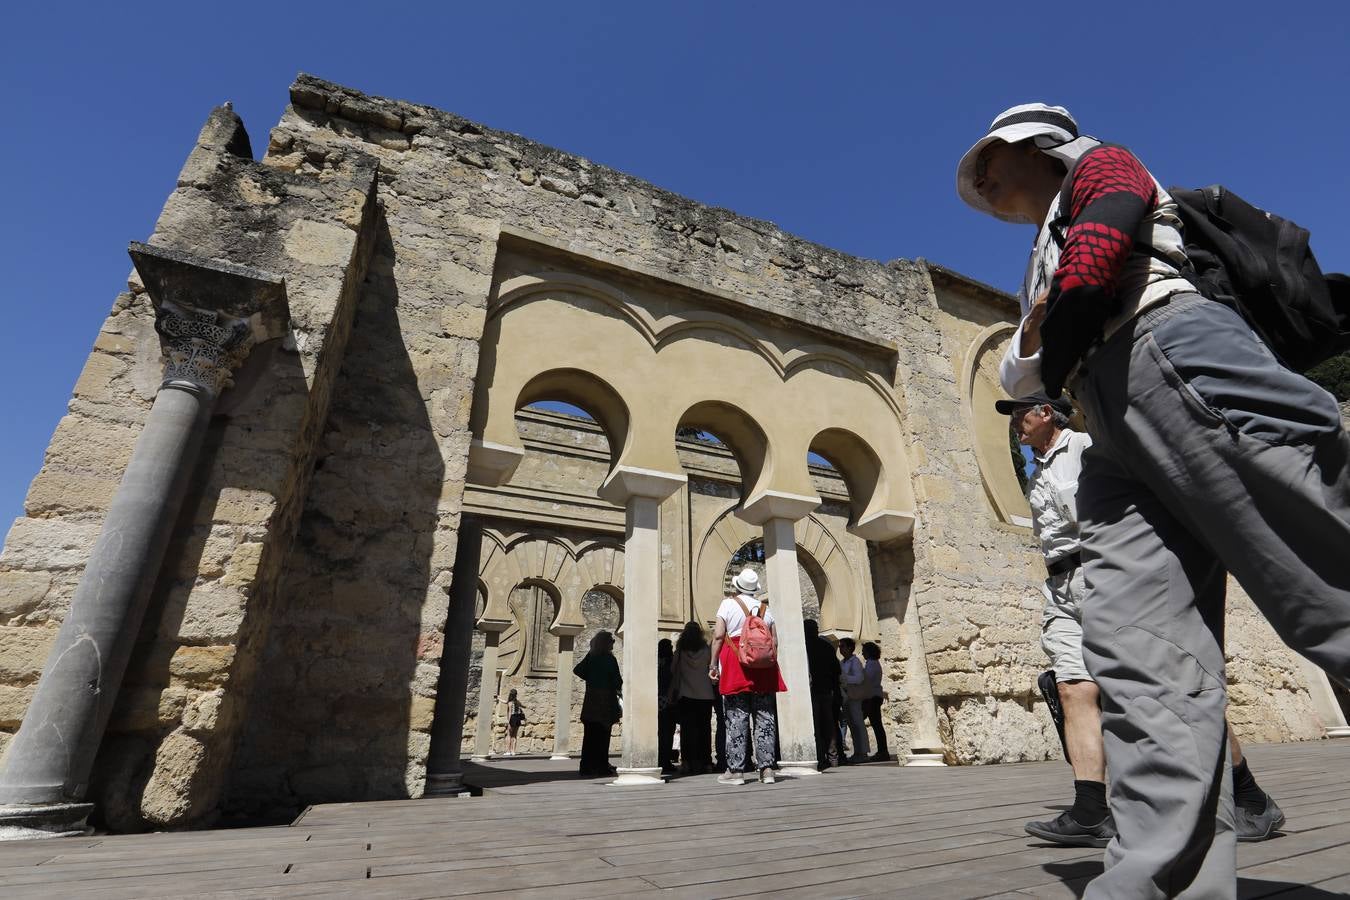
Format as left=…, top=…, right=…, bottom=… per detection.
left=1, top=740, right=1348, bottom=898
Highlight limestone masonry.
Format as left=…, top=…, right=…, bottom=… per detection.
left=1, top=74, right=1345, bottom=834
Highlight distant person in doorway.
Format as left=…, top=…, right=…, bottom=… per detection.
left=574, top=630, right=621, bottom=778
left=861, top=642, right=889, bottom=762
left=710, top=569, right=785, bottom=785
left=670, top=620, right=717, bottom=775
left=838, top=637, right=869, bottom=763
left=658, top=638, right=677, bottom=775
left=505, top=688, right=525, bottom=757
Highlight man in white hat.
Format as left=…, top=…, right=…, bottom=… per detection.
left=958, top=104, right=1350, bottom=898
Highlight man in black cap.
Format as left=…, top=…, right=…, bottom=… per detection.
left=1000, top=395, right=1283, bottom=851
left=1001, top=395, right=1114, bottom=846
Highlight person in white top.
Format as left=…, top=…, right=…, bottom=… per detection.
left=999, top=394, right=1110, bottom=848
left=837, top=637, right=868, bottom=762
left=709, top=569, right=784, bottom=785
left=1001, top=394, right=1283, bottom=851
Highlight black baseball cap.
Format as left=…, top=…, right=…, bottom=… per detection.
left=994, top=394, right=1074, bottom=417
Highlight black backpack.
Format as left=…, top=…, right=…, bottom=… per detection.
left=1055, top=146, right=1350, bottom=371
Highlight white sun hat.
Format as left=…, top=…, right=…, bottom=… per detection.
left=955, top=103, right=1101, bottom=223
left=731, top=568, right=765, bottom=596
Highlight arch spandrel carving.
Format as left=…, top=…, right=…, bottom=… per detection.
left=960, top=323, right=1033, bottom=527
left=692, top=505, right=869, bottom=636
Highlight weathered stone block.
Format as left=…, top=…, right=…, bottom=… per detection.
left=168, top=645, right=236, bottom=683
left=140, top=730, right=212, bottom=826
left=0, top=626, right=57, bottom=682
left=930, top=672, right=985, bottom=696
left=71, top=352, right=128, bottom=404
left=0, top=683, right=35, bottom=728
left=0, top=570, right=51, bottom=620
left=0, top=519, right=101, bottom=571
left=110, top=685, right=188, bottom=733
left=927, top=649, right=977, bottom=674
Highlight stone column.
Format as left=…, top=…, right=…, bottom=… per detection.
left=901, top=598, right=948, bottom=766
left=760, top=515, right=821, bottom=777
left=425, top=519, right=482, bottom=796
left=470, top=630, right=504, bottom=761
left=550, top=631, right=580, bottom=759
left=598, top=466, right=686, bottom=786
left=0, top=244, right=281, bottom=839
left=1296, top=653, right=1350, bottom=739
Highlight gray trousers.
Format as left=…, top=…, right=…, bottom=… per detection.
left=844, top=698, right=870, bottom=758
left=1073, top=295, right=1350, bottom=899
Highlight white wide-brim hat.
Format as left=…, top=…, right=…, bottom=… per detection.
left=956, top=103, right=1101, bottom=224
left=731, top=568, right=765, bottom=596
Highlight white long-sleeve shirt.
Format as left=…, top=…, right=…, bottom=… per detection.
left=1027, top=428, right=1092, bottom=564
left=840, top=654, right=864, bottom=688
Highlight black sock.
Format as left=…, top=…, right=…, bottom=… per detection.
left=1233, top=760, right=1269, bottom=812
left=1070, top=780, right=1108, bottom=826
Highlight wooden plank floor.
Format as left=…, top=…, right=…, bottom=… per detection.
left=1, top=740, right=1347, bottom=898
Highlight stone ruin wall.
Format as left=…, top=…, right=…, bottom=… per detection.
left=0, top=73, right=1334, bottom=829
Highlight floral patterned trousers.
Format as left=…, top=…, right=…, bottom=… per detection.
left=723, top=691, right=777, bottom=773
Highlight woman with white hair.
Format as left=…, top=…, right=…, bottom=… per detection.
left=709, top=569, right=785, bottom=785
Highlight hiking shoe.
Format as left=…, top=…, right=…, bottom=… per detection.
left=1235, top=797, right=1286, bottom=842
left=759, top=768, right=776, bottom=784
left=1025, top=811, right=1117, bottom=848
left=717, top=770, right=746, bottom=786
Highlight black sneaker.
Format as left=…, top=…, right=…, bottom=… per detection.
left=1235, top=797, right=1286, bottom=842
left=1025, top=811, right=1117, bottom=848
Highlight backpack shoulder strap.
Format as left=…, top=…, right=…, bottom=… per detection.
left=1050, top=142, right=1123, bottom=249
left=732, top=595, right=752, bottom=619
left=756, top=601, right=768, bottom=619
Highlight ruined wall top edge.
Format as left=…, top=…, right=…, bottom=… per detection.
left=284, top=73, right=1015, bottom=335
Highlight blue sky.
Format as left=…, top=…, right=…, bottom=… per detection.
left=2, top=2, right=1347, bottom=526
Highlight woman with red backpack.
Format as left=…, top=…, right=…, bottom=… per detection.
left=708, top=568, right=785, bottom=785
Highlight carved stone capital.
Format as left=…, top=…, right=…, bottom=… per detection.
left=128, top=241, right=288, bottom=399
left=154, top=300, right=255, bottom=396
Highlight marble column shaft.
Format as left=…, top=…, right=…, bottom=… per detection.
left=0, top=299, right=254, bottom=838
left=761, top=516, right=819, bottom=774
left=471, top=632, right=502, bottom=760
left=551, top=634, right=577, bottom=759
left=614, top=494, right=661, bottom=783
left=425, top=519, right=482, bottom=795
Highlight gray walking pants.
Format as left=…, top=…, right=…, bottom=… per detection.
left=1073, top=294, right=1350, bottom=899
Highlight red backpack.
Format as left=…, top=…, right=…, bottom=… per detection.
left=733, top=596, right=777, bottom=669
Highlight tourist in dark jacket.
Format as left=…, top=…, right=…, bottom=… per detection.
left=573, top=630, right=621, bottom=777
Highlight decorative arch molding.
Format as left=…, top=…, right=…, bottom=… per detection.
left=692, top=503, right=870, bottom=637
left=959, top=322, right=1033, bottom=528
left=479, top=531, right=588, bottom=633
left=491, top=272, right=906, bottom=427
left=475, top=269, right=918, bottom=525
left=676, top=399, right=772, bottom=503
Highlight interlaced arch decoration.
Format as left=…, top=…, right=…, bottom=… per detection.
left=692, top=503, right=870, bottom=636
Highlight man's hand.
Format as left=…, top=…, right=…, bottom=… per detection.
left=1020, top=289, right=1050, bottom=357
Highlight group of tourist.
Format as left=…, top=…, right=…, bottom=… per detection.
left=570, top=568, right=889, bottom=784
